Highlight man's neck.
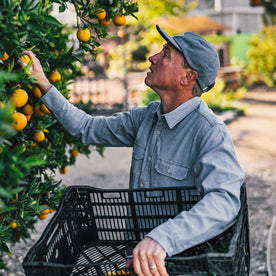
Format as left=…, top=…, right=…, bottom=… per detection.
left=160, top=94, right=195, bottom=114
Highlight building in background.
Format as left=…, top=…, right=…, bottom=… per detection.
left=187, top=0, right=265, bottom=35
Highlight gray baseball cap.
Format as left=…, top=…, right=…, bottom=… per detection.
left=156, top=25, right=220, bottom=92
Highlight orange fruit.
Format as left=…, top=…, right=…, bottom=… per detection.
left=10, top=89, right=28, bottom=108
left=0, top=52, right=9, bottom=61
left=59, top=166, right=68, bottom=174
left=33, top=131, right=45, bottom=143
left=70, top=149, right=79, bottom=157
left=54, top=50, right=59, bottom=57
left=22, top=104, right=34, bottom=115
left=21, top=54, right=31, bottom=64
left=95, top=8, right=106, bottom=20
left=113, top=15, right=126, bottom=26
left=40, top=206, right=50, bottom=215
left=9, top=221, right=17, bottom=229
left=37, top=214, right=48, bottom=220
left=32, top=86, right=42, bottom=98
left=26, top=114, right=31, bottom=120
left=12, top=112, right=27, bottom=131
left=40, top=103, right=50, bottom=114
left=49, top=71, right=61, bottom=83
left=100, top=18, right=111, bottom=26
left=77, top=28, right=91, bottom=42
left=34, top=105, right=45, bottom=116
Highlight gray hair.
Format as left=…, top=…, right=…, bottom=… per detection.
left=181, top=57, right=203, bottom=97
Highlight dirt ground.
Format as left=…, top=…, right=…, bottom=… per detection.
left=2, top=87, right=276, bottom=275
left=227, top=87, right=276, bottom=276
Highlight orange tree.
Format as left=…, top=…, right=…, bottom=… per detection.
left=0, top=0, right=138, bottom=270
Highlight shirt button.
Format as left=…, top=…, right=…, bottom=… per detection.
left=167, top=168, right=171, bottom=174
left=148, top=156, right=152, bottom=161
left=156, top=130, right=161, bottom=135
left=140, top=183, right=144, bottom=187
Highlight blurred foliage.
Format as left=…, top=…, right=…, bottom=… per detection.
left=245, top=25, right=276, bottom=87
left=141, top=78, right=246, bottom=115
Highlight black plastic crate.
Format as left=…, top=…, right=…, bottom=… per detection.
left=23, top=184, right=250, bottom=276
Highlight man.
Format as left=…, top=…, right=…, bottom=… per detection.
left=21, top=25, right=244, bottom=276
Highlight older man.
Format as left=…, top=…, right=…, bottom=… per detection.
left=21, top=25, right=244, bottom=276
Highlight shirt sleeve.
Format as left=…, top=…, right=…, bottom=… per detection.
left=41, top=86, right=141, bottom=147
left=146, top=124, right=245, bottom=256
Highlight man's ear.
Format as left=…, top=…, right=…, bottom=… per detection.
left=180, top=70, right=198, bottom=86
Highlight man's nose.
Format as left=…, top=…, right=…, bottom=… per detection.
left=148, top=52, right=160, bottom=63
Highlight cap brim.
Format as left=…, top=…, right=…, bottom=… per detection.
left=156, top=25, right=182, bottom=52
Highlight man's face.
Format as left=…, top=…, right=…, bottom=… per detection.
left=145, top=43, right=186, bottom=94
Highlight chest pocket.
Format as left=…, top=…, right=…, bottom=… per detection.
left=154, top=158, right=190, bottom=185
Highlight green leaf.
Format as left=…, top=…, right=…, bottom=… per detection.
left=0, top=187, right=12, bottom=199
left=81, top=43, right=93, bottom=51
left=43, top=14, right=62, bottom=26
left=21, top=156, right=46, bottom=170
left=1, top=206, right=17, bottom=213
left=59, top=3, right=66, bottom=13
left=0, top=242, right=10, bottom=254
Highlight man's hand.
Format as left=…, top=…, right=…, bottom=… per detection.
left=18, top=50, right=52, bottom=93
left=132, top=237, right=168, bottom=276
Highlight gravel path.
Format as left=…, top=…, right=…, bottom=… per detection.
left=1, top=87, right=276, bottom=275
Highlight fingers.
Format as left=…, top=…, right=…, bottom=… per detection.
left=132, top=237, right=168, bottom=276
left=18, top=50, right=52, bottom=93
left=21, top=50, right=36, bottom=59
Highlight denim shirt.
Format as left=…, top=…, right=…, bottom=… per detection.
left=42, top=86, right=244, bottom=256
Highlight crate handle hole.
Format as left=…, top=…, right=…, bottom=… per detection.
left=102, top=192, right=121, bottom=199
left=145, top=191, right=164, bottom=198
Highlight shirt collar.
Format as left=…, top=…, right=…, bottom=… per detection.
left=156, top=97, right=201, bottom=129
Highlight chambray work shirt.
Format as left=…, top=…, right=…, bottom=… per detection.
left=42, top=86, right=244, bottom=256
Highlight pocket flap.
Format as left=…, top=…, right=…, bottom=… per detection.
left=155, top=159, right=189, bottom=180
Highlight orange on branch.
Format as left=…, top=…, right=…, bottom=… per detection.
left=100, top=18, right=111, bottom=26
left=21, top=54, right=31, bottom=64
left=0, top=52, right=9, bottom=61
left=113, top=15, right=126, bottom=26
left=40, top=206, right=50, bottom=215
left=33, top=131, right=45, bottom=143
left=37, top=214, right=48, bottom=220
left=9, top=221, right=17, bottom=229
left=70, top=149, right=79, bottom=157
left=77, top=28, right=91, bottom=42
left=22, top=104, right=34, bottom=115
left=49, top=71, right=61, bottom=83
left=40, top=103, right=50, bottom=114
left=12, top=112, right=27, bottom=131
left=10, top=89, right=28, bottom=108
left=95, top=8, right=106, bottom=20
left=34, top=105, right=45, bottom=116
left=59, top=166, right=68, bottom=174
left=32, top=86, right=42, bottom=98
